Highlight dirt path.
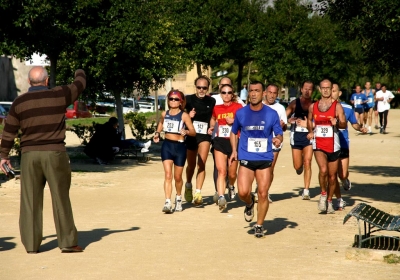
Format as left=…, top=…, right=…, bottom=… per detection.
left=1, top=111, right=399, bottom=279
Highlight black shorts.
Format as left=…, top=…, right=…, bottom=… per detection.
left=212, top=137, right=232, bottom=157
left=355, top=107, right=364, bottom=114
left=339, top=148, right=349, bottom=159
left=185, top=134, right=211, bottom=150
left=373, top=103, right=378, bottom=111
left=314, top=149, right=341, bottom=162
left=364, top=107, right=372, bottom=113
left=240, top=160, right=272, bottom=171
left=161, top=139, right=187, bottom=166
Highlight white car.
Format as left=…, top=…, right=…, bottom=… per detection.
left=138, top=102, right=155, bottom=113
left=0, top=101, right=12, bottom=113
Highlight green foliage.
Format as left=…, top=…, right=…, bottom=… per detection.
left=323, top=0, right=400, bottom=74
left=124, top=112, right=156, bottom=141
left=383, top=254, right=400, bottom=264
left=67, top=122, right=98, bottom=145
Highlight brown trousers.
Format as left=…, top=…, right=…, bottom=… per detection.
left=19, top=151, right=78, bottom=252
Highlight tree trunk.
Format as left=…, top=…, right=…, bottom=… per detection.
left=114, top=91, right=125, bottom=139
left=48, top=54, right=58, bottom=89
left=236, top=61, right=244, bottom=94
left=196, top=63, right=202, bottom=77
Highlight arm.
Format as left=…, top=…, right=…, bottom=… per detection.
left=336, top=103, right=347, bottom=129
left=208, top=116, right=216, bottom=135
left=182, top=112, right=196, bottom=137
left=306, top=103, right=314, bottom=140
left=286, top=100, right=296, bottom=123
left=153, top=111, right=165, bottom=143
left=67, top=69, right=86, bottom=105
left=229, top=132, right=239, bottom=166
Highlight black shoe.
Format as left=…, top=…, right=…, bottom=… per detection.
left=254, top=225, right=265, bottom=238
left=244, top=194, right=255, bottom=222
left=296, top=165, right=304, bottom=175
left=379, top=127, right=383, bottom=134
left=61, top=245, right=84, bottom=253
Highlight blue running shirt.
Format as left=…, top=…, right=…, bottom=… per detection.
left=339, top=102, right=357, bottom=149
left=231, top=105, right=283, bottom=161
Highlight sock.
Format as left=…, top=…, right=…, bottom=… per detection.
left=229, top=185, right=234, bottom=189
left=165, top=199, right=171, bottom=204
left=176, top=195, right=182, bottom=201
left=219, top=195, right=224, bottom=199
left=321, top=191, right=327, bottom=196
left=195, top=189, right=201, bottom=194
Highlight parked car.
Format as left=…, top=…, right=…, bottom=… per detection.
left=0, top=101, right=13, bottom=113
left=0, top=104, right=7, bottom=125
left=65, top=101, right=92, bottom=119
left=138, top=101, right=155, bottom=113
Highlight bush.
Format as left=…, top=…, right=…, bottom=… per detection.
left=124, top=112, right=156, bottom=140
left=67, top=122, right=97, bottom=145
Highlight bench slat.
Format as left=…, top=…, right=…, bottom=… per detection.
left=387, top=217, right=400, bottom=231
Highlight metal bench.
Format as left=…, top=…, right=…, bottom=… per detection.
left=117, top=146, right=150, bottom=162
left=343, top=203, right=400, bottom=250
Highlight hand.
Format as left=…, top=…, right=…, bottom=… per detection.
left=272, top=137, right=281, bottom=148
left=229, top=152, right=237, bottom=166
left=288, top=117, right=297, bottom=124
left=296, top=116, right=307, bottom=127
left=153, top=133, right=160, bottom=143
left=207, top=127, right=214, bottom=135
left=225, top=117, right=234, bottom=125
left=189, top=108, right=196, bottom=118
left=330, top=117, right=337, bottom=126
left=0, top=159, right=12, bottom=174
left=179, top=128, right=188, bottom=136
left=360, top=127, right=368, bottom=134
left=307, top=132, right=314, bottom=140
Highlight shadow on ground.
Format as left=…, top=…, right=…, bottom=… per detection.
left=40, top=227, right=140, bottom=252
left=349, top=165, right=400, bottom=177
left=0, top=237, right=17, bottom=252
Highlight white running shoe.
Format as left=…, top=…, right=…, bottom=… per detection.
left=218, top=196, right=227, bottom=210
left=336, top=199, right=346, bottom=211
left=144, top=140, right=151, bottom=149
left=327, top=201, right=335, bottom=214
left=213, top=192, right=218, bottom=205
left=228, top=186, right=236, bottom=201
left=175, top=198, right=183, bottom=212
left=302, top=189, right=310, bottom=200
left=162, top=201, right=173, bottom=213
left=268, top=192, right=272, bottom=203
left=318, top=195, right=327, bottom=212
left=140, top=148, right=149, bottom=153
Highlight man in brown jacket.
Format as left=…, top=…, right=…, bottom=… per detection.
left=0, top=66, right=86, bottom=254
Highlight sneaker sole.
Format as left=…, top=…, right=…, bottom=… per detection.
left=302, top=195, right=310, bottom=200
left=162, top=208, right=173, bottom=214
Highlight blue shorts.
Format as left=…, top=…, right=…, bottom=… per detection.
left=161, top=139, right=187, bottom=166
left=355, top=107, right=364, bottom=114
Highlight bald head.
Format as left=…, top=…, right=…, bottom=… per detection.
left=28, top=66, right=49, bottom=86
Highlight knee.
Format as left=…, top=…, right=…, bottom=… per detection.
left=217, top=168, right=227, bottom=178
left=165, top=172, right=173, bottom=181
left=174, top=175, right=183, bottom=183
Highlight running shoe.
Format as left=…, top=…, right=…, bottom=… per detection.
left=175, top=198, right=183, bottom=212
left=302, top=189, right=310, bottom=200
left=268, top=192, right=272, bottom=203
left=318, top=194, right=327, bottom=212
left=193, top=191, right=203, bottom=205
left=335, top=199, right=347, bottom=211
left=244, top=194, right=255, bottom=222
left=254, top=225, right=265, bottom=238
left=342, top=179, right=352, bottom=191
left=253, top=192, right=259, bottom=203
left=296, top=165, right=304, bottom=175
left=184, top=183, right=193, bottom=202
left=374, top=124, right=379, bottom=129
left=218, top=196, right=227, bottom=210
left=228, top=186, right=236, bottom=201
left=213, top=192, right=219, bottom=205
left=162, top=201, right=173, bottom=213
left=327, top=201, right=335, bottom=214
left=140, top=148, right=149, bottom=153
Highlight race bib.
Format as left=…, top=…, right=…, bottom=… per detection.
left=368, top=97, right=373, bottom=103
left=218, top=125, right=231, bottom=137
left=247, top=138, right=267, bottom=153
left=315, top=125, right=333, bottom=138
left=163, top=119, right=180, bottom=133
left=355, top=98, right=361, bottom=105
left=193, top=121, right=208, bottom=134
left=295, top=126, right=308, bottom=132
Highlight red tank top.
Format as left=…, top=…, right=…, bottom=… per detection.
left=312, top=100, right=340, bottom=153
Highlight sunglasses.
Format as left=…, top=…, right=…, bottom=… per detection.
left=168, top=97, right=180, bottom=102
left=196, top=86, right=208, bottom=90
left=221, top=91, right=233, bottom=95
